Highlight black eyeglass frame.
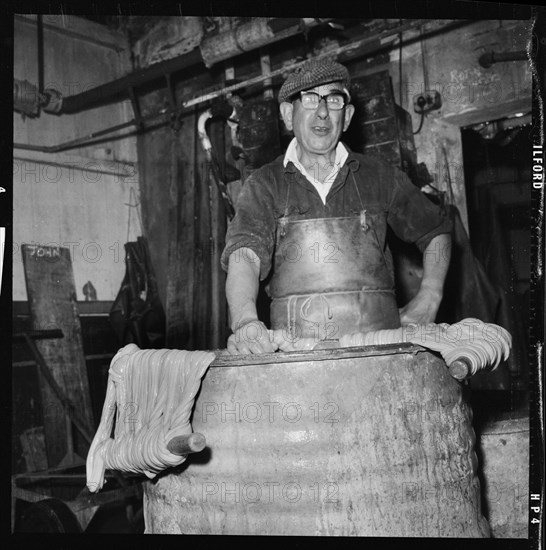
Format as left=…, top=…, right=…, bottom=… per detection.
left=291, top=90, right=350, bottom=110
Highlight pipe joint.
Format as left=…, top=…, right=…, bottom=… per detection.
left=14, top=79, right=42, bottom=117
left=42, top=88, right=63, bottom=113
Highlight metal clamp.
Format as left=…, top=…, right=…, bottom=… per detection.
left=360, top=209, right=369, bottom=231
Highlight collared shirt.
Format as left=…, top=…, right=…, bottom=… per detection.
left=283, top=137, right=349, bottom=204
left=222, top=145, right=452, bottom=281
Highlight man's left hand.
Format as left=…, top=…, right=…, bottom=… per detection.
left=399, top=287, right=442, bottom=326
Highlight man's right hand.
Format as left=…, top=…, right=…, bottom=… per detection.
left=226, top=319, right=279, bottom=355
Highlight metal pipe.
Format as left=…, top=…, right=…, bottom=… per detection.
left=448, top=357, right=472, bottom=380
left=266, top=18, right=303, bottom=34
left=13, top=154, right=135, bottom=178
left=479, top=50, right=528, bottom=69
left=45, top=18, right=328, bottom=115
left=14, top=79, right=44, bottom=117
left=57, top=48, right=203, bottom=114
left=166, top=433, right=206, bottom=455
left=181, top=18, right=445, bottom=110
left=15, top=19, right=472, bottom=154
left=37, top=15, right=44, bottom=93
left=197, top=109, right=214, bottom=158
left=200, top=18, right=318, bottom=68
left=14, top=117, right=141, bottom=153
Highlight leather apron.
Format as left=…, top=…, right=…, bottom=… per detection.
left=268, top=171, right=401, bottom=340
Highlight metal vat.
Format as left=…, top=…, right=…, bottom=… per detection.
left=144, top=344, right=490, bottom=536
left=477, top=416, right=529, bottom=538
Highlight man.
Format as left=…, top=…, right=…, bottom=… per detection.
left=221, top=58, right=451, bottom=355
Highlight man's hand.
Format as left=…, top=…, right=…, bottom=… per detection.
left=399, top=233, right=451, bottom=326
left=226, top=319, right=279, bottom=355
left=270, top=329, right=316, bottom=352
left=226, top=248, right=278, bottom=354
left=399, top=287, right=442, bottom=326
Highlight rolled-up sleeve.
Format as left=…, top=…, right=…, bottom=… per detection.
left=220, top=167, right=278, bottom=280
left=387, top=167, right=452, bottom=252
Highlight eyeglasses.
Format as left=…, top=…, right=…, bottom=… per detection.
left=295, top=90, right=349, bottom=111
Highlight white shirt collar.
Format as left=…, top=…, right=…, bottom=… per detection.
left=283, top=137, right=348, bottom=171
left=282, top=138, right=349, bottom=204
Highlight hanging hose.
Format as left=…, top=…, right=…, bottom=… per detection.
left=412, top=92, right=426, bottom=135
left=412, top=110, right=425, bottom=135
left=197, top=107, right=235, bottom=219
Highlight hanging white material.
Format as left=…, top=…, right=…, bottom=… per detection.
left=86, top=344, right=215, bottom=493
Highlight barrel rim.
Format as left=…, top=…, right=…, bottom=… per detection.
left=210, top=342, right=428, bottom=367
left=478, top=415, right=530, bottom=435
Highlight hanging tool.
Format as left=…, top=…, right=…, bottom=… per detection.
left=197, top=101, right=236, bottom=219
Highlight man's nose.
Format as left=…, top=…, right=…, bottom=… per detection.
left=315, top=98, right=329, bottom=118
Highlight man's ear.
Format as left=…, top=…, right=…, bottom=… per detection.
left=343, top=104, right=355, bottom=132
left=279, top=101, right=294, bottom=131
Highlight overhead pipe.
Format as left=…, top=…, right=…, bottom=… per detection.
left=199, top=18, right=327, bottom=68
left=14, top=115, right=143, bottom=153
left=18, top=17, right=457, bottom=118
left=479, top=50, right=528, bottom=69
left=40, top=18, right=331, bottom=115
left=14, top=19, right=472, bottom=153
left=44, top=48, right=204, bottom=114
left=180, top=18, right=460, bottom=110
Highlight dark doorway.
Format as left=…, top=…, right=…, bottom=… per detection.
left=460, top=114, right=531, bottom=415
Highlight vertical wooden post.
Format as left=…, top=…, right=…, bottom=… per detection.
left=140, top=76, right=230, bottom=351
left=169, top=109, right=197, bottom=349
left=209, top=119, right=228, bottom=350
left=137, top=120, right=172, bottom=326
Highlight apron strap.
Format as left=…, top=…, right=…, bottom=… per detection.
left=351, top=171, right=365, bottom=210
left=283, top=169, right=292, bottom=218
left=278, top=170, right=293, bottom=238
left=350, top=171, right=394, bottom=286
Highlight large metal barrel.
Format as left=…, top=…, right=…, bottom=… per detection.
left=477, top=415, right=529, bottom=538
left=144, top=345, right=490, bottom=536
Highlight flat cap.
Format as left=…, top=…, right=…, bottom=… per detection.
left=278, top=58, right=350, bottom=103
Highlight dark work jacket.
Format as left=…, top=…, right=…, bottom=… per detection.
left=221, top=146, right=452, bottom=281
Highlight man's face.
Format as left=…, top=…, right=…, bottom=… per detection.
left=280, top=82, right=355, bottom=161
